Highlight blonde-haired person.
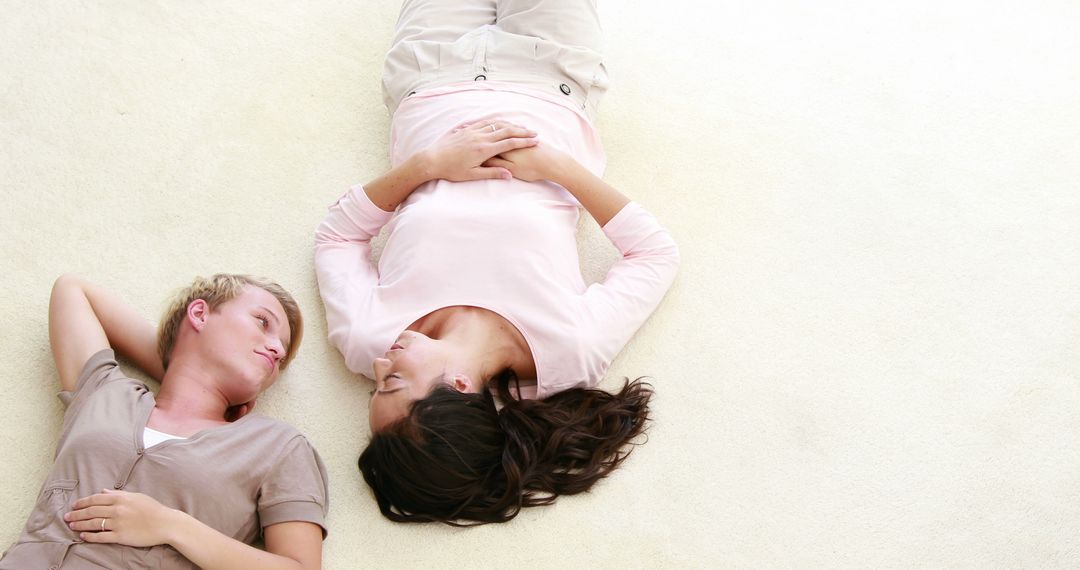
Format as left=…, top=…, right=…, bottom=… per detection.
left=0, top=274, right=328, bottom=569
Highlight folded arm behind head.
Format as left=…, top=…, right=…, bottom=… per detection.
left=50, top=275, right=321, bottom=567
left=49, top=274, right=163, bottom=391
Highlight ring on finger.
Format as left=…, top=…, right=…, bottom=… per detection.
left=489, top=124, right=496, bottom=133
left=100, top=518, right=107, bottom=532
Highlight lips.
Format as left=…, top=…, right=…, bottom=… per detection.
left=256, top=352, right=275, bottom=370
left=390, top=343, right=404, bottom=351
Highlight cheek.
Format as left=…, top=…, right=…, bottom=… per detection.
left=368, top=397, right=409, bottom=431
left=368, top=399, right=388, bottom=431
left=396, top=350, right=435, bottom=376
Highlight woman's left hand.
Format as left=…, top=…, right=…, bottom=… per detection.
left=423, top=121, right=538, bottom=181
left=65, top=489, right=178, bottom=547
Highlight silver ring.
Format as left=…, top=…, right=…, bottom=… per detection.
left=489, top=124, right=496, bottom=133
left=100, top=518, right=107, bottom=532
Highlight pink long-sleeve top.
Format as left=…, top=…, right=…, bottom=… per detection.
left=315, top=81, right=678, bottom=399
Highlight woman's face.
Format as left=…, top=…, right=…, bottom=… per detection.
left=368, top=330, right=470, bottom=431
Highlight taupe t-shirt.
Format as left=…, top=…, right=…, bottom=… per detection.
left=1, top=350, right=329, bottom=569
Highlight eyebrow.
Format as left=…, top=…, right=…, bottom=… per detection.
left=258, top=306, right=282, bottom=325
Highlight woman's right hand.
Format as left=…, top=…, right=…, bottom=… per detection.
left=481, top=141, right=571, bottom=183
left=422, top=121, right=538, bottom=182
left=360, top=121, right=538, bottom=212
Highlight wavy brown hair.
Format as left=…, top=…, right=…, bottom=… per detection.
left=358, top=375, right=653, bottom=525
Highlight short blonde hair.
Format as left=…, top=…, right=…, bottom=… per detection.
left=157, top=274, right=303, bottom=370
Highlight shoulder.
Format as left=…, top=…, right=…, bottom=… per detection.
left=233, top=416, right=324, bottom=468
left=249, top=419, right=330, bottom=529
left=59, top=349, right=148, bottom=409
left=233, top=414, right=306, bottom=443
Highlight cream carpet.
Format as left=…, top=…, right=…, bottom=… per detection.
left=3, top=1, right=1079, bottom=567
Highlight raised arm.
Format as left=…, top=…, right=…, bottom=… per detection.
left=49, top=274, right=163, bottom=392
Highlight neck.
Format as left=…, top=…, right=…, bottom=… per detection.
left=153, top=356, right=232, bottom=425
left=415, top=307, right=533, bottom=382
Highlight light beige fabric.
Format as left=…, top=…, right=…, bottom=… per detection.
left=382, top=0, right=608, bottom=119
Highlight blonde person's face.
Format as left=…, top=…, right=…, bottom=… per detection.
left=369, top=331, right=465, bottom=431
left=201, top=286, right=291, bottom=405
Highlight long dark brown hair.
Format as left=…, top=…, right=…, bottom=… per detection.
left=358, top=374, right=653, bottom=525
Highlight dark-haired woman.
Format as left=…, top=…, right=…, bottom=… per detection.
left=315, top=0, right=679, bottom=524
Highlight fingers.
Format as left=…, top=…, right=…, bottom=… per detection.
left=80, top=530, right=119, bottom=543
left=466, top=121, right=536, bottom=140
left=66, top=505, right=111, bottom=522
left=488, top=124, right=537, bottom=141
left=68, top=517, right=110, bottom=532
left=491, top=136, right=538, bottom=155
left=470, top=121, right=502, bottom=133
left=225, top=399, right=256, bottom=422
left=72, top=493, right=117, bottom=510
left=470, top=167, right=512, bottom=180
left=482, top=157, right=512, bottom=170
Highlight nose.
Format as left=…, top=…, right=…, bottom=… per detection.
left=266, top=340, right=284, bottom=363
left=373, top=357, right=390, bottom=387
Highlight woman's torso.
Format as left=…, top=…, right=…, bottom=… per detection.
left=362, top=82, right=610, bottom=397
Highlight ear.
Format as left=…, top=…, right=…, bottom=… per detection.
left=450, top=374, right=475, bottom=393
left=186, top=299, right=210, bottom=332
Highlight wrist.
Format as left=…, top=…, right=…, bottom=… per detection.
left=161, top=507, right=193, bottom=548
left=549, top=152, right=581, bottom=187
left=409, top=149, right=439, bottom=183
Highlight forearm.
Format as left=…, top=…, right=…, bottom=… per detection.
left=362, top=120, right=537, bottom=211
left=363, top=151, right=436, bottom=212
left=50, top=275, right=164, bottom=389
left=83, top=280, right=162, bottom=380
left=550, top=157, right=631, bottom=227
left=165, top=510, right=308, bottom=570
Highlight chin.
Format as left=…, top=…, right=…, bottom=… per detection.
left=227, top=374, right=266, bottom=401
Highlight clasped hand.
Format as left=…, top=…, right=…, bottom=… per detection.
left=425, top=121, right=567, bottom=183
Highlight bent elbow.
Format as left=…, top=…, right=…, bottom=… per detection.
left=51, top=273, right=87, bottom=297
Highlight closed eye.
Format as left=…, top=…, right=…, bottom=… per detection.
left=375, top=387, right=405, bottom=395
left=377, top=373, right=404, bottom=394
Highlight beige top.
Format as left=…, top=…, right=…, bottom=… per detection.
left=0, top=350, right=329, bottom=569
